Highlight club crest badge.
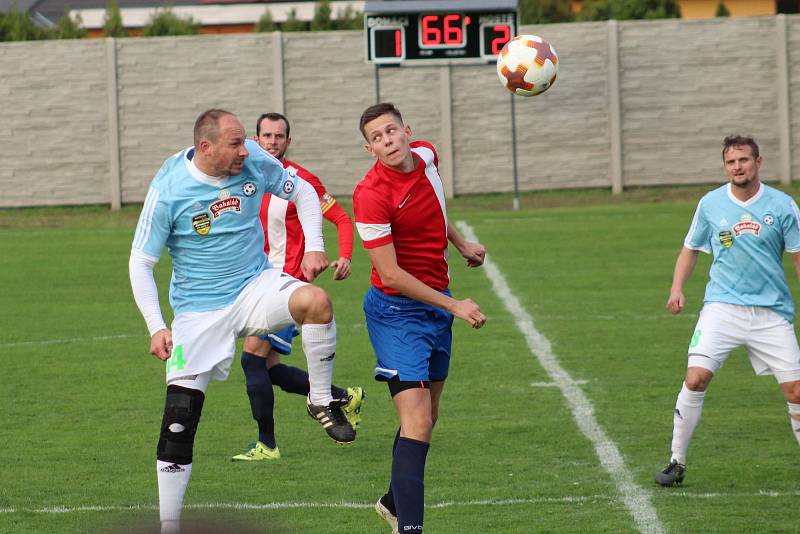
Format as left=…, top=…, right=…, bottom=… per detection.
left=192, top=213, right=211, bottom=236
left=718, top=230, right=733, bottom=248
left=242, top=182, right=257, bottom=197
left=283, top=180, right=295, bottom=195
left=763, top=214, right=774, bottom=226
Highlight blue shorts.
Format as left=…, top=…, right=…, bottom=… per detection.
left=363, top=286, right=454, bottom=382
left=259, top=324, right=299, bottom=356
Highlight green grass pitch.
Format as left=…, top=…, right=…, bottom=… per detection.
left=2, top=186, right=800, bottom=533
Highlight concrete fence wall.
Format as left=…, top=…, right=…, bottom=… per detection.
left=0, top=15, right=797, bottom=208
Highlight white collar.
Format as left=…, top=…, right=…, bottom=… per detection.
left=726, top=181, right=763, bottom=207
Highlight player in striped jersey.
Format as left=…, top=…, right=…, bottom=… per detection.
left=354, top=103, right=487, bottom=533
left=655, top=135, right=800, bottom=486
left=232, top=113, right=362, bottom=462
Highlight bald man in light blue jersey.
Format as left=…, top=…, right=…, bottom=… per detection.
left=129, top=109, right=355, bottom=534
left=655, top=135, right=800, bottom=487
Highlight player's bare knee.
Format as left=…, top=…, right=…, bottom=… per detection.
left=404, top=416, right=434, bottom=441
left=684, top=368, right=712, bottom=392
left=290, top=285, right=333, bottom=324
left=157, top=385, right=205, bottom=465
left=783, top=381, right=800, bottom=405
left=243, top=335, right=270, bottom=356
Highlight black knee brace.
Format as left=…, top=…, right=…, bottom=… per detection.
left=157, top=385, right=205, bottom=465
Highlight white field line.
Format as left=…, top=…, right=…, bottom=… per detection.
left=0, top=326, right=374, bottom=349
left=5, top=491, right=800, bottom=515
left=531, top=380, right=589, bottom=387
left=0, top=334, right=138, bottom=348
left=456, top=221, right=664, bottom=534
left=0, top=496, right=611, bottom=514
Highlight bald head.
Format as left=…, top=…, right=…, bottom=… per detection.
left=194, top=108, right=236, bottom=147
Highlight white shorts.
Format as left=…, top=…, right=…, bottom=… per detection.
left=166, top=269, right=307, bottom=388
left=687, top=302, right=800, bottom=383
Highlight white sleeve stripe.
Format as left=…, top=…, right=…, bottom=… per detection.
left=786, top=200, right=800, bottom=252
left=683, top=199, right=703, bottom=245
left=790, top=199, right=800, bottom=230
left=356, top=222, right=391, bottom=241
left=683, top=242, right=711, bottom=253
left=132, top=188, right=160, bottom=251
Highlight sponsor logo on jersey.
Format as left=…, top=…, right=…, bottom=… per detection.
left=764, top=214, right=775, bottom=226
left=718, top=230, right=733, bottom=248
left=192, top=213, right=211, bottom=235
left=733, top=214, right=760, bottom=237
left=242, top=182, right=257, bottom=197
left=209, top=197, right=241, bottom=218
left=398, top=194, right=412, bottom=208
left=218, top=189, right=230, bottom=200
left=283, top=179, right=295, bottom=195
left=191, top=202, right=203, bottom=212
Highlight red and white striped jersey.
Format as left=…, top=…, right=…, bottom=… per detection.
left=259, top=158, right=353, bottom=281
left=353, top=141, right=449, bottom=295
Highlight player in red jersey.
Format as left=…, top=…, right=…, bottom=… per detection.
left=232, top=113, right=363, bottom=461
left=354, top=103, right=486, bottom=533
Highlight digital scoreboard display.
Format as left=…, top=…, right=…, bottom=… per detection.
left=365, top=1, right=517, bottom=65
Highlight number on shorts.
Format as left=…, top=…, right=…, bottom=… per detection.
left=689, top=329, right=702, bottom=349
left=167, top=344, right=186, bottom=373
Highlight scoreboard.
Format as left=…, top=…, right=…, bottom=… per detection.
left=365, top=0, right=518, bottom=65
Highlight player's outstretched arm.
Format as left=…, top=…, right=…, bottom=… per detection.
left=446, top=222, right=485, bottom=268
left=666, top=247, right=699, bottom=315
left=367, top=243, right=486, bottom=329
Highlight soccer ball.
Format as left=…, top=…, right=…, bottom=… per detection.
left=496, top=35, right=559, bottom=97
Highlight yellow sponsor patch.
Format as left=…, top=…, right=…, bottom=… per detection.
left=192, top=213, right=211, bottom=236
left=719, top=230, right=733, bottom=248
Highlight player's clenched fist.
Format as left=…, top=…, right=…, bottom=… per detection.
left=150, top=328, right=173, bottom=361
left=666, top=290, right=685, bottom=315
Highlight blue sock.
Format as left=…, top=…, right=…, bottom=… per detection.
left=268, top=363, right=347, bottom=398
left=391, top=437, right=429, bottom=532
left=241, top=352, right=276, bottom=449
left=384, top=428, right=401, bottom=514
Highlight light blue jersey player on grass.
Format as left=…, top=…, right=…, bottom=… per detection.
left=655, top=135, right=800, bottom=487
left=129, top=109, right=355, bottom=534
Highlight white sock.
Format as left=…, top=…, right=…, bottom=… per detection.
left=787, top=403, right=800, bottom=446
left=301, top=320, right=336, bottom=406
left=157, top=460, right=192, bottom=530
left=670, top=382, right=706, bottom=465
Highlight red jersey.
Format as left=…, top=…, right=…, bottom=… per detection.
left=259, top=158, right=353, bottom=281
left=353, top=141, right=449, bottom=295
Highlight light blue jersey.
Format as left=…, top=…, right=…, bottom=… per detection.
left=684, top=183, right=800, bottom=322
left=132, top=139, right=298, bottom=314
